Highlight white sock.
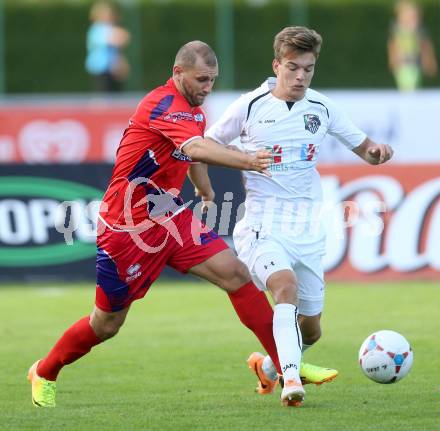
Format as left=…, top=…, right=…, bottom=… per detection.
left=262, top=355, right=278, bottom=381
left=262, top=337, right=307, bottom=380
left=273, top=303, right=302, bottom=382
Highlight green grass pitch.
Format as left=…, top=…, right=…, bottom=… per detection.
left=0, top=281, right=439, bottom=431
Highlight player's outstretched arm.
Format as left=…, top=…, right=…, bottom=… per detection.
left=352, top=137, right=394, bottom=165
left=187, top=163, right=215, bottom=213
left=183, top=137, right=272, bottom=176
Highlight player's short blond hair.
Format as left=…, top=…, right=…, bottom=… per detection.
left=274, top=26, right=322, bottom=60
left=174, top=41, right=217, bottom=69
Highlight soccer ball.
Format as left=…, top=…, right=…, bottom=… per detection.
left=358, top=330, right=413, bottom=384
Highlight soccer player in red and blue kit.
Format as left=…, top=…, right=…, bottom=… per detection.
left=28, top=41, right=282, bottom=407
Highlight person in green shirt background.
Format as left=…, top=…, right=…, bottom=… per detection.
left=388, top=0, right=438, bottom=91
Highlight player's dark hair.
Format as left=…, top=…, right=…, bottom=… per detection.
left=174, top=41, right=217, bottom=68
left=274, top=26, right=322, bottom=60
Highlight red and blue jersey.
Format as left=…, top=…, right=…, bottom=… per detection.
left=99, top=78, right=206, bottom=229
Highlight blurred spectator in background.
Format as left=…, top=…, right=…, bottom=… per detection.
left=387, top=0, right=437, bottom=91
left=85, top=1, right=131, bottom=92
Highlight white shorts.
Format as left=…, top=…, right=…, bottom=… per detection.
left=233, top=221, right=325, bottom=316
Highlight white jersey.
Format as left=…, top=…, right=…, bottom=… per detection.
left=205, top=78, right=367, bottom=244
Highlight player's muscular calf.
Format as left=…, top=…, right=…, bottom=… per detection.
left=298, top=314, right=322, bottom=345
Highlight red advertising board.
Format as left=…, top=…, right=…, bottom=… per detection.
left=319, top=165, right=440, bottom=281
left=0, top=104, right=134, bottom=163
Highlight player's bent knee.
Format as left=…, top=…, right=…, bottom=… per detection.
left=96, top=321, right=122, bottom=340
left=303, top=329, right=322, bottom=345
left=266, top=270, right=298, bottom=304
left=90, top=307, right=127, bottom=341
left=270, top=283, right=298, bottom=305
left=90, top=317, right=123, bottom=340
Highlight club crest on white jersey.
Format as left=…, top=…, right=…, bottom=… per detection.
left=303, top=114, right=321, bottom=134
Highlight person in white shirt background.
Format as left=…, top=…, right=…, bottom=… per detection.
left=203, top=26, right=394, bottom=406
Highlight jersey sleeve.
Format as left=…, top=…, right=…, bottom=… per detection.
left=327, top=99, right=367, bottom=150
left=147, top=96, right=204, bottom=150
left=205, top=94, right=248, bottom=145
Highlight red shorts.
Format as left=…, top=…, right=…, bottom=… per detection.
left=95, top=208, right=228, bottom=312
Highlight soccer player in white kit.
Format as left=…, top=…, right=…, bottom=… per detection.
left=205, top=26, right=393, bottom=406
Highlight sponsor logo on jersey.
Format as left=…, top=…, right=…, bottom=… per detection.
left=126, top=263, right=142, bottom=282
left=303, top=114, right=321, bottom=134
left=171, top=148, right=192, bottom=162
left=127, top=263, right=141, bottom=275
left=265, top=145, right=283, bottom=164
left=194, top=113, right=204, bottom=122
left=300, top=143, right=316, bottom=161
left=163, top=111, right=194, bottom=122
